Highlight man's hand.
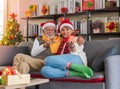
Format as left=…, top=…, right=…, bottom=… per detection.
left=43, top=38, right=55, bottom=48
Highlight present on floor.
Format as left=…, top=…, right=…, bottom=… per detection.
left=1, top=66, right=30, bottom=86
left=1, top=74, right=30, bottom=86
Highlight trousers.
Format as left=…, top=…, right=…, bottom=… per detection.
left=13, top=53, right=44, bottom=74
left=41, top=54, right=83, bottom=78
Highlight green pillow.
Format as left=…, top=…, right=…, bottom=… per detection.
left=92, top=47, right=118, bottom=72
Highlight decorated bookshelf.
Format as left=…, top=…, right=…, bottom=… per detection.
left=22, top=0, right=120, bottom=41
left=86, top=7, right=120, bottom=40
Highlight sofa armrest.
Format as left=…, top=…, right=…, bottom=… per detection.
left=104, top=55, right=120, bottom=89
left=0, top=46, right=29, bottom=66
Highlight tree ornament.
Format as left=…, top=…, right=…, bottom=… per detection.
left=9, top=13, right=17, bottom=20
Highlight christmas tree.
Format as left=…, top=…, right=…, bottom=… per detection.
left=0, top=13, right=24, bottom=46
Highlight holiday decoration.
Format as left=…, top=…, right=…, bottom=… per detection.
left=25, top=10, right=32, bottom=17
left=29, top=4, right=37, bottom=16
left=0, top=13, right=24, bottom=46
left=105, top=1, right=116, bottom=8
left=29, top=4, right=37, bottom=12
left=82, top=0, right=95, bottom=11
left=61, top=7, right=68, bottom=14
left=2, top=66, right=18, bottom=76
left=9, top=13, right=17, bottom=20
left=40, top=21, right=56, bottom=30
left=92, top=20, right=104, bottom=33
left=59, top=17, right=69, bottom=22
left=105, top=21, right=117, bottom=33
left=41, top=4, right=49, bottom=16
left=58, top=19, right=74, bottom=32
left=0, top=77, right=1, bottom=85
left=25, top=4, right=37, bottom=17
left=75, top=7, right=80, bottom=13
left=1, top=66, right=30, bottom=86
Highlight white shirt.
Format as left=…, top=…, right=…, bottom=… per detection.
left=70, top=37, right=87, bottom=66
left=31, top=38, right=46, bottom=57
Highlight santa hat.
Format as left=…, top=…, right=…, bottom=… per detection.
left=58, top=19, right=74, bottom=33
left=41, top=21, right=56, bottom=30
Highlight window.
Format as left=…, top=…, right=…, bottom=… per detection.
left=0, top=0, right=5, bottom=40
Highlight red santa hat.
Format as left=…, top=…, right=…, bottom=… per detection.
left=41, top=21, right=56, bottom=30
left=58, top=19, right=74, bottom=33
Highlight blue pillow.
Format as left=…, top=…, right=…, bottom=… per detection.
left=92, top=46, right=118, bottom=72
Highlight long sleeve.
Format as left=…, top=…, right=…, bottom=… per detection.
left=70, top=37, right=87, bottom=66
left=31, top=38, right=46, bottom=57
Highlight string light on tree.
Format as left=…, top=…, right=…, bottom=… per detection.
left=0, top=13, right=24, bottom=46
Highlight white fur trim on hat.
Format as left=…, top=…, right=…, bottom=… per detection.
left=42, top=23, right=55, bottom=30
left=60, top=23, right=74, bottom=31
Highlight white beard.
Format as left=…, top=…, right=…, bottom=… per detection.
left=45, top=34, right=55, bottom=39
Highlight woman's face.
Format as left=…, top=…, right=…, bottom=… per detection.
left=60, top=26, right=73, bottom=38
left=43, top=26, right=55, bottom=38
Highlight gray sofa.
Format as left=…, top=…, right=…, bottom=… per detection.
left=0, top=39, right=120, bottom=89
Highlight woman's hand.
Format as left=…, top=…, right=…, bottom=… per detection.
left=68, top=36, right=75, bottom=43
left=76, top=36, right=85, bottom=46
left=67, top=35, right=76, bottom=52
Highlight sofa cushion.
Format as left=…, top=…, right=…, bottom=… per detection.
left=31, top=72, right=104, bottom=83
left=91, top=46, right=119, bottom=72
left=84, top=39, right=120, bottom=68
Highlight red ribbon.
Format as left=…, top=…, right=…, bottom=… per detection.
left=106, top=22, right=116, bottom=32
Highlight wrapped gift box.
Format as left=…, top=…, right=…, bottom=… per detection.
left=105, top=22, right=118, bottom=33
left=1, top=74, right=30, bottom=86
left=105, top=1, right=116, bottom=8
left=92, top=19, right=104, bottom=33
left=41, top=4, right=49, bottom=16
left=82, top=0, right=95, bottom=11
left=29, top=4, right=37, bottom=17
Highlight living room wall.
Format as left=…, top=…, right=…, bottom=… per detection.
left=7, top=0, right=59, bottom=37
left=19, top=0, right=59, bottom=36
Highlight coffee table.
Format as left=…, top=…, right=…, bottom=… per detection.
left=0, top=78, right=49, bottom=89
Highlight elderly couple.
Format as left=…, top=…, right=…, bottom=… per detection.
left=13, top=19, right=93, bottom=78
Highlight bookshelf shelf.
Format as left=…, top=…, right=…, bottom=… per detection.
left=23, top=7, right=119, bottom=20
left=89, top=32, right=120, bottom=35
left=22, top=1, right=120, bottom=41
left=91, top=7, right=120, bottom=13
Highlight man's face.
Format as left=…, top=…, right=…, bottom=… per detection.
left=43, top=26, right=55, bottom=38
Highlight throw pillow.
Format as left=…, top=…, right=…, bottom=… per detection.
left=92, top=46, right=118, bottom=72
